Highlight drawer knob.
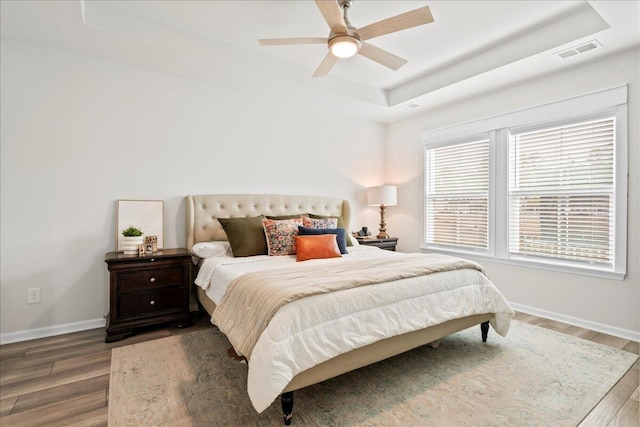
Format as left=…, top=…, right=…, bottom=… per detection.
left=150, top=300, right=155, bottom=305
left=150, top=258, right=155, bottom=262
left=149, top=277, right=156, bottom=283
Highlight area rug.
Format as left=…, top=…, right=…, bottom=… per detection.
left=108, top=321, right=637, bottom=426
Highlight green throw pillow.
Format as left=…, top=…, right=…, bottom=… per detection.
left=217, top=215, right=267, bottom=257
left=265, top=214, right=303, bottom=220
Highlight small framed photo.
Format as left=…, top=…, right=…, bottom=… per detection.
left=145, top=235, right=158, bottom=254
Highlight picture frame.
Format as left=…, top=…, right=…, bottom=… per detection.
left=145, top=235, right=158, bottom=254
left=116, top=200, right=164, bottom=252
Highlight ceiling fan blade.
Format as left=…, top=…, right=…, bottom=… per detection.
left=357, top=6, right=434, bottom=41
left=259, top=38, right=327, bottom=46
left=358, top=42, right=407, bottom=70
left=313, top=52, right=340, bottom=77
left=315, top=0, right=347, bottom=33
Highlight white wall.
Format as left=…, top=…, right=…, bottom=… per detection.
left=0, top=39, right=386, bottom=337
left=386, top=48, right=640, bottom=337
left=2, top=37, right=638, bottom=341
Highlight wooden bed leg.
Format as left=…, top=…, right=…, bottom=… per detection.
left=281, top=391, right=294, bottom=425
left=481, top=321, right=489, bottom=342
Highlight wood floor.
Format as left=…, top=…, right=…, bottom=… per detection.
left=0, top=312, right=638, bottom=426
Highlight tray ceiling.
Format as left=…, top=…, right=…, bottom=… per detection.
left=1, top=1, right=638, bottom=123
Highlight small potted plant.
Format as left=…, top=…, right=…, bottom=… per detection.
left=121, top=226, right=144, bottom=254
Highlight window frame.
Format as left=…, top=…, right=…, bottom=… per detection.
left=424, top=134, right=492, bottom=253
left=506, top=112, right=616, bottom=267
left=421, top=86, right=627, bottom=280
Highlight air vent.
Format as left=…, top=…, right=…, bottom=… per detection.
left=395, top=103, right=420, bottom=111
left=555, top=40, right=601, bottom=59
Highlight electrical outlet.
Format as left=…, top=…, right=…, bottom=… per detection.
left=27, top=288, right=41, bottom=304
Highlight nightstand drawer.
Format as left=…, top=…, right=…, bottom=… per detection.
left=118, top=287, right=184, bottom=318
left=356, top=237, right=398, bottom=251
left=119, top=267, right=184, bottom=292
left=374, top=242, right=397, bottom=251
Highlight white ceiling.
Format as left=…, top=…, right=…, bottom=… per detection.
left=1, top=1, right=639, bottom=123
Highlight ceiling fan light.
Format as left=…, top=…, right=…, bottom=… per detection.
left=329, top=35, right=361, bottom=58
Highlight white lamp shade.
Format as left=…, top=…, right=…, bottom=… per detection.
left=367, top=185, right=397, bottom=206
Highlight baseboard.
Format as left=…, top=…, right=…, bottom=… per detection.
left=510, top=302, right=640, bottom=342
left=0, top=318, right=106, bottom=345
left=2, top=305, right=637, bottom=345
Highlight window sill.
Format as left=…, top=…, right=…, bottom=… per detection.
left=420, top=246, right=626, bottom=281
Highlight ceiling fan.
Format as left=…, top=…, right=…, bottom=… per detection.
left=258, top=0, right=434, bottom=77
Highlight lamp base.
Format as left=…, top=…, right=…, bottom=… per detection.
left=377, top=204, right=390, bottom=240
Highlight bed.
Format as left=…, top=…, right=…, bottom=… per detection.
left=186, top=193, right=514, bottom=425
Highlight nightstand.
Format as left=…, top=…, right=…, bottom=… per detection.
left=355, top=237, right=398, bottom=251
left=104, top=248, right=192, bottom=342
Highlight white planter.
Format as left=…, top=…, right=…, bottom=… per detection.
left=121, top=236, right=144, bottom=254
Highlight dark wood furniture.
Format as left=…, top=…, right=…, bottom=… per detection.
left=355, top=237, right=398, bottom=251
left=104, top=248, right=192, bottom=342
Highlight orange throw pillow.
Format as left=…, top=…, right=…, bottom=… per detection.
left=294, top=234, right=342, bottom=262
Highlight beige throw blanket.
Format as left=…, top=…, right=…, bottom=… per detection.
left=211, top=253, right=484, bottom=359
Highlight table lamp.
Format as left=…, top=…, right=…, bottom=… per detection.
left=367, top=185, right=397, bottom=239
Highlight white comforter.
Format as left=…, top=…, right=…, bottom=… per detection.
left=194, top=246, right=514, bottom=413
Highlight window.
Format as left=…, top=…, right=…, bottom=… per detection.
left=422, top=86, right=627, bottom=279
left=425, top=139, right=490, bottom=250
left=509, top=117, right=614, bottom=265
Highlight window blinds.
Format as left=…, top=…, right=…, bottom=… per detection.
left=509, top=117, right=615, bottom=264
left=426, top=139, right=489, bottom=250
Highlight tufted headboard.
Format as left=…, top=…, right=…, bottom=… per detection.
left=186, top=194, right=351, bottom=249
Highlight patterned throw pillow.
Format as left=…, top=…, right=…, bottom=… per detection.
left=301, top=215, right=338, bottom=229
left=262, top=218, right=304, bottom=256
left=307, top=213, right=354, bottom=246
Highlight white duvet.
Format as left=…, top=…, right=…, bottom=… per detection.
left=194, top=246, right=514, bottom=413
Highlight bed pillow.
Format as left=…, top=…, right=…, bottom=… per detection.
left=191, top=241, right=231, bottom=258
left=307, top=213, right=354, bottom=246
left=294, top=234, right=342, bottom=262
left=265, top=214, right=303, bottom=220
left=298, top=226, right=348, bottom=254
left=301, top=215, right=338, bottom=229
left=262, top=218, right=304, bottom=256
left=217, top=216, right=267, bottom=257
